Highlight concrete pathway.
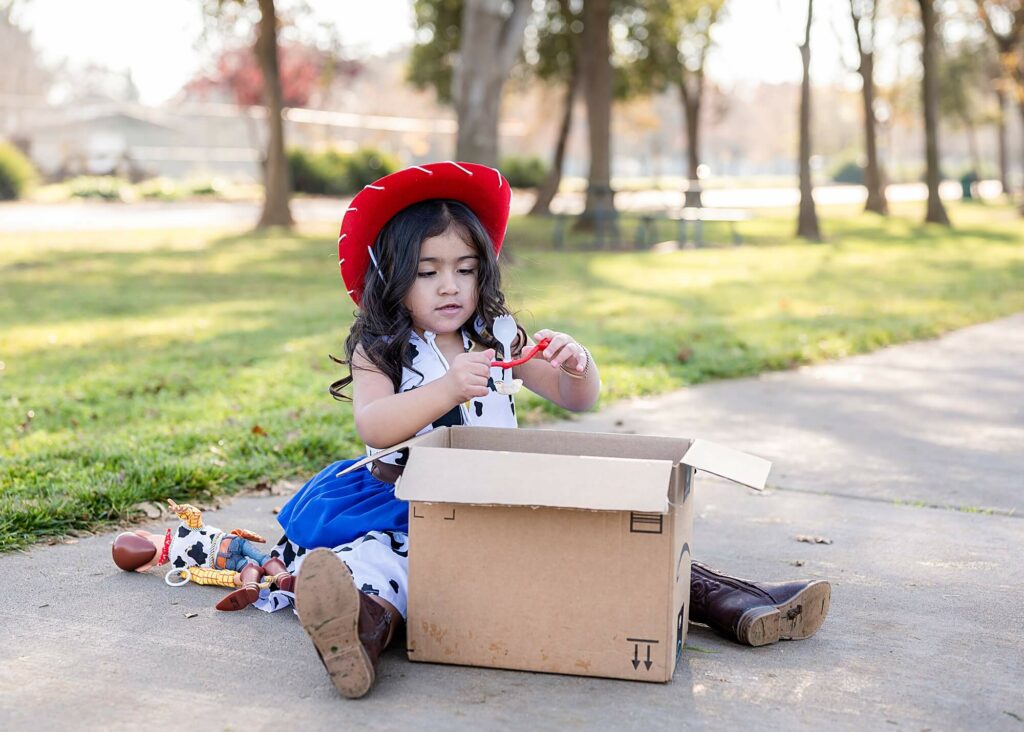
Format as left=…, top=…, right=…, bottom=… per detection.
left=1, top=316, right=1022, bottom=731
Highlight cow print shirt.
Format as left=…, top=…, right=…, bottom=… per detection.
left=368, top=327, right=518, bottom=468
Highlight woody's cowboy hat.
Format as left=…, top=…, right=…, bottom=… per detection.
left=338, top=161, right=512, bottom=305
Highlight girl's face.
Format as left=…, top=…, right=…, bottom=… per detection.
left=402, top=226, right=480, bottom=336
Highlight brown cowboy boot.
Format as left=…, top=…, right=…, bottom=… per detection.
left=262, top=557, right=295, bottom=593
left=216, top=563, right=263, bottom=611
left=689, top=561, right=831, bottom=647
left=295, top=548, right=398, bottom=699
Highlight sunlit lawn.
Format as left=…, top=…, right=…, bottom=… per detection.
left=2, top=199, right=1023, bottom=550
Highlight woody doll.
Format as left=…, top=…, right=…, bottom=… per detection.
left=112, top=499, right=295, bottom=611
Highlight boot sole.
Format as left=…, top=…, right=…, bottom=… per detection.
left=736, top=606, right=781, bottom=647
left=776, top=580, right=831, bottom=641
left=736, top=581, right=832, bottom=646
left=295, top=548, right=375, bottom=699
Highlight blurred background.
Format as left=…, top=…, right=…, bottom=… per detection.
left=1, top=0, right=1021, bottom=229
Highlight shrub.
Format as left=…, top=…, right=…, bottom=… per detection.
left=188, top=177, right=227, bottom=196
left=288, top=148, right=330, bottom=195
left=137, top=177, right=182, bottom=200
left=0, top=141, right=38, bottom=200
left=68, top=176, right=130, bottom=201
left=500, top=156, right=549, bottom=188
left=342, top=148, right=400, bottom=191
left=830, top=160, right=864, bottom=185
left=289, top=147, right=400, bottom=196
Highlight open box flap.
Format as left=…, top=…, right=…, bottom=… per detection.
left=335, top=428, right=449, bottom=477
left=681, top=439, right=771, bottom=491
left=396, top=447, right=674, bottom=512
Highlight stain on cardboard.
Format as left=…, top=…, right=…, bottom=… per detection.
left=488, top=641, right=509, bottom=657
left=421, top=621, right=448, bottom=644
left=574, top=659, right=592, bottom=672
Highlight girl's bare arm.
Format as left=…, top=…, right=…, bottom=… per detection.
left=351, top=345, right=494, bottom=448
left=516, top=329, right=600, bottom=412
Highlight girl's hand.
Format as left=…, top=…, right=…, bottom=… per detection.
left=533, top=329, right=588, bottom=374
left=444, top=349, right=495, bottom=403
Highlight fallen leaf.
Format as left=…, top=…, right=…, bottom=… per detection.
left=272, top=479, right=301, bottom=496
left=38, top=604, right=49, bottom=608
left=251, top=424, right=268, bottom=436
left=272, top=506, right=281, bottom=515
left=790, top=559, right=806, bottom=567
left=133, top=501, right=165, bottom=519
left=184, top=613, right=198, bottom=619
left=795, top=534, right=832, bottom=545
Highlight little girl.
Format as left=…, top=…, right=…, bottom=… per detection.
left=267, top=161, right=830, bottom=699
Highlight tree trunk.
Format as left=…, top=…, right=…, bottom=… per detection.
left=529, top=54, right=580, bottom=216
left=454, top=0, right=532, bottom=166
left=255, top=0, right=293, bottom=229
left=859, top=51, right=888, bottom=214
left=964, top=117, right=981, bottom=177
left=1019, top=98, right=1024, bottom=204
left=681, top=78, right=703, bottom=181
left=797, top=0, right=821, bottom=241
left=995, top=87, right=1008, bottom=196
left=918, top=0, right=950, bottom=226
left=580, top=0, right=616, bottom=233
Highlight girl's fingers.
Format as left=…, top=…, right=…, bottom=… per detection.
left=547, top=336, right=574, bottom=366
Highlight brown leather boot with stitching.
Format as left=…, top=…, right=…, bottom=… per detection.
left=262, top=557, right=295, bottom=593
left=295, top=548, right=397, bottom=699
left=216, top=563, right=263, bottom=611
left=689, top=561, right=831, bottom=646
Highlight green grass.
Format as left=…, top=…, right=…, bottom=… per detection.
left=2, top=200, right=1023, bottom=550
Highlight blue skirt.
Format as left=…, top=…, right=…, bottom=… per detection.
left=276, top=458, right=407, bottom=550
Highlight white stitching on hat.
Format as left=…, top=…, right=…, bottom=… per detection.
left=447, top=161, right=473, bottom=176
left=346, top=207, right=358, bottom=212
left=367, top=245, right=385, bottom=282
left=338, top=258, right=345, bottom=265
left=338, top=234, right=346, bottom=244
left=347, top=289, right=355, bottom=295
left=412, top=166, right=433, bottom=174
left=364, top=185, right=385, bottom=190
left=492, top=168, right=502, bottom=188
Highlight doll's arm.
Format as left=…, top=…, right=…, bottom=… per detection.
left=229, top=528, right=266, bottom=543
left=167, top=499, right=204, bottom=529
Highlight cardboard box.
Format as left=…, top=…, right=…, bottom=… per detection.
left=348, top=426, right=769, bottom=683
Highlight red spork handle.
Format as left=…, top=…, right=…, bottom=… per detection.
left=491, top=337, right=552, bottom=369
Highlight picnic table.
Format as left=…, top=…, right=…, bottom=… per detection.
left=551, top=207, right=752, bottom=250
left=635, top=207, right=751, bottom=248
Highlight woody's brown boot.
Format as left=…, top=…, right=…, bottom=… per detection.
left=262, top=557, right=295, bottom=593
left=216, top=563, right=263, bottom=611
left=689, top=561, right=831, bottom=647
left=295, top=548, right=398, bottom=699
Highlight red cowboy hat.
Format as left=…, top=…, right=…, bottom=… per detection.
left=338, top=161, right=512, bottom=304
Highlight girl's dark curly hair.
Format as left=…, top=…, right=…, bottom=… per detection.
left=329, top=199, right=524, bottom=400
